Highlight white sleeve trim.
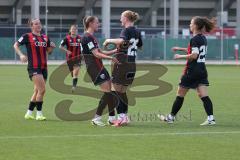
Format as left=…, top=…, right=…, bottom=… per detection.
left=18, top=36, right=23, bottom=43
left=191, top=47, right=199, bottom=54
left=87, top=41, right=95, bottom=50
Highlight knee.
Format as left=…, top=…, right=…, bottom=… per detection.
left=197, top=92, right=202, bottom=98
left=177, top=91, right=186, bottom=97
left=37, top=87, right=46, bottom=96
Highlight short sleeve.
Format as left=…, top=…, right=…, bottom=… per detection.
left=47, top=36, right=51, bottom=47
left=86, top=36, right=98, bottom=51
left=191, top=38, right=199, bottom=54
left=60, top=37, right=67, bottom=46
left=120, top=28, right=129, bottom=40
left=17, top=34, right=28, bottom=46
left=137, top=33, right=143, bottom=48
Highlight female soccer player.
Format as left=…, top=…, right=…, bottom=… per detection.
left=160, top=16, right=216, bottom=125
left=81, top=16, right=119, bottom=126
left=13, top=18, right=55, bottom=121
left=59, top=25, right=82, bottom=92
left=103, top=10, right=143, bottom=126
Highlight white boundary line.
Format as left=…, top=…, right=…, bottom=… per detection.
left=1, top=131, right=240, bottom=140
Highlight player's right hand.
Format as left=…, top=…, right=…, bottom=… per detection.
left=171, top=47, right=180, bottom=52
left=111, top=57, right=120, bottom=64
left=20, top=55, right=28, bottom=63
left=67, top=50, right=72, bottom=55
left=174, top=54, right=181, bottom=59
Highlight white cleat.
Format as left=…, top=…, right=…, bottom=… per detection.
left=158, top=114, right=175, bottom=124
left=91, top=119, right=106, bottom=127
left=71, top=86, right=76, bottom=93
left=200, top=119, right=216, bottom=126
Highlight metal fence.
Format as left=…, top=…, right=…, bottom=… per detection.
left=0, top=26, right=239, bottom=62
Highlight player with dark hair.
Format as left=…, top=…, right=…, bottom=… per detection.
left=81, top=16, right=119, bottom=126
left=59, top=24, right=82, bottom=92
left=159, top=16, right=216, bottom=125
left=103, top=10, right=143, bottom=126
left=13, top=18, right=55, bottom=121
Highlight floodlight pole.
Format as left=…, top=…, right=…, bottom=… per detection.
left=45, top=0, right=48, bottom=35
left=163, top=0, right=167, bottom=61
left=220, top=0, right=224, bottom=64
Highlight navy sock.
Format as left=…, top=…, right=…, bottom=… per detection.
left=201, top=96, right=213, bottom=116
left=171, top=96, right=184, bottom=116
left=28, top=101, right=36, bottom=111
left=36, top=101, right=43, bottom=111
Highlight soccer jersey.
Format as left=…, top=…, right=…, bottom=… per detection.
left=60, top=35, right=82, bottom=61
left=184, top=34, right=208, bottom=77
left=18, top=32, right=51, bottom=69
left=119, top=26, right=143, bottom=62
left=82, top=32, right=103, bottom=70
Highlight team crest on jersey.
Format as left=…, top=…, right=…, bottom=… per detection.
left=69, top=39, right=72, bottom=42
left=33, top=37, right=36, bottom=41
left=77, top=39, right=81, bottom=42
left=100, top=74, right=105, bottom=79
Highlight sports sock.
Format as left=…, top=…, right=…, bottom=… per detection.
left=72, top=78, right=78, bottom=87
left=28, top=101, right=36, bottom=111
left=170, top=96, right=184, bottom=116
left=201, top=96, right=213, bottom=116
left=36, top=101, right=43, bottom=111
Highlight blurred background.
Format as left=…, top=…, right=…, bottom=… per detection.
left=0, top=0, right=239, bottom=63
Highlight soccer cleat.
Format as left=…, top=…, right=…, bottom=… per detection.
left=158, top=114, right=175, bottom=124
left=112, top=116, right=129, bottom=127
left=200, top=119, right=216, bottom=126
left=107, top=116, right=117, bottom=125
left=36, top=115, right=47, bottom=121
left=91, top=119, right=106, bottom=127
left=24, top=114, right=35, bottom=120
left=71, top=86, right=76, bottom=93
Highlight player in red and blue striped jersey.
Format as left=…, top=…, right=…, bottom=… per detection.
left=59, top=25, right=82, bottom=92
left=13, top=18, right=55, bottom=121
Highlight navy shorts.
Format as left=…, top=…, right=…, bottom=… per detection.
left=27, top=68, right=48, bottom=81
left=87, top=67, right=110, bottom=86
left=179, top=74, right=209, bottom=89
left=67, top=57, right=81, bottom=72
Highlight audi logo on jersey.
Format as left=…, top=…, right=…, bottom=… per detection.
left=69, top=42, right=81, bottom=47
left=34, top=41, right=47, bottom=47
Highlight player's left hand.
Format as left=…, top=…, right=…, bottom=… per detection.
left=103, top=39, right=110, bottom=47
left=50, top=42, right=56, bottom=48
left=174, top=54, right=181, bottom=59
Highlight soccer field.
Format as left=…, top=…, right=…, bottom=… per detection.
left=0, top=64, right=240, bottom=160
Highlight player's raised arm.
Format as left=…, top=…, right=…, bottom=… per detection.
left=172, top=46, right=188, bottom=53
left=92, top=48, right=119, bottom=64
left=103, top=38, right=124, bottom=48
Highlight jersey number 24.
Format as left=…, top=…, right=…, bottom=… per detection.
left=128, top=38, right=139, bottom=56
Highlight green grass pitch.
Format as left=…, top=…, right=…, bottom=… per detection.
left=0, top=64, right=240, bottom=160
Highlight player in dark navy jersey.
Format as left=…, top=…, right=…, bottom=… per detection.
left=13, top=18, right=55, bottom=121
left=159, top=16, right=216, bottom=125
left=59, top=25, right=82, bottom=92
left=81, top=16, right=119, bottom=126
left=103, top=10, right=143, bottom=126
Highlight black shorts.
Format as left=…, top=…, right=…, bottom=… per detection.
left=87, top=67, right=110, bottom=86
left=111, top=61, right=136, bottom=86
left=67, top=58, right=81, bottom=72
left=179, top=74, right=209, bottom=89
left=27, top=68, right=48, bottom=81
